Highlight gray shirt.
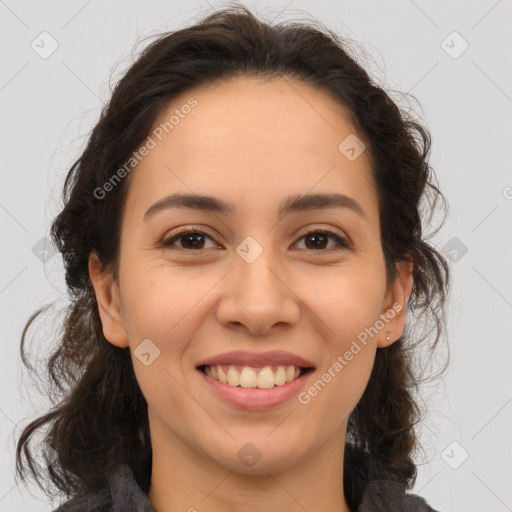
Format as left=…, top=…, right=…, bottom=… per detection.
left=53, top=463, right=440, bottom=512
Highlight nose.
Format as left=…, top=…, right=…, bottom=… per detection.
left=216, top=250, right=300, bottom=336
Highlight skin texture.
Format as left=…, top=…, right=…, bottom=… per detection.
left=89, top=76, right=413, bottom=512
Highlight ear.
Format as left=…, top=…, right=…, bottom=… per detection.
left=88, top=251, right=129, bottom=348
left=377, top=259, right=414, bottom=348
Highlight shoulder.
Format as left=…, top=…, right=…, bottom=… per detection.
left=405, top=492, right=441, bottom=512
left=52, top=463, right=155, bottom=512
left=358, top=479, right=441, bottom=512
left=51, top=487, right=111, bottom=512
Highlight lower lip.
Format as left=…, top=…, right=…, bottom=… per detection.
left=197, top=368, right=314, bottom=411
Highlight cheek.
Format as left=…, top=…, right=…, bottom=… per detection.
left=300, top=267, right=383, bottom=412
left=311, top=265, right=385, bottom=346
left=120, top=257, right=207, bottom=338
left=120, top=264, right=221, bottom=402
left=122, top=267, right=208, bottom=419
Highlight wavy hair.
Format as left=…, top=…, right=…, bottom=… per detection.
left=15, top=5, right=450, bottom=511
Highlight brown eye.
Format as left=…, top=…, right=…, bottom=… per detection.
left=295, top=230, right=350, bottom=252
left=162, top=229, right=216, bottom=250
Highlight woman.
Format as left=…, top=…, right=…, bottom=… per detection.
left=16, top=5, right=450, bottom=511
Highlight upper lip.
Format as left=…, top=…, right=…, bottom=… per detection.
left=196, top=350, right=316, bottom=369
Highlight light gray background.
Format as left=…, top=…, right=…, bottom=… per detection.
left=1, top=1, right=511, bottom=511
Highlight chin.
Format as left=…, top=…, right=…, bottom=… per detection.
left=207, top=436, right=307, bottom=475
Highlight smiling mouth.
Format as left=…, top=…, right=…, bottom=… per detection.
left=197, top=364, right=315, bottom=389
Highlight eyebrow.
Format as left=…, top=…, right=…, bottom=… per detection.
left=143, top=192, right=367, bottom=221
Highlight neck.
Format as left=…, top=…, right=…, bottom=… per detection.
left=147, top=422, right=352, bottom=512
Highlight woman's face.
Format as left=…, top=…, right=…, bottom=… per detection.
left=90, top=76, right=411, bottom=475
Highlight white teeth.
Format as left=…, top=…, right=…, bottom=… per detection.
left=256, top=366, right=274, bottom=389
left=239, top=367, right=258, bottom=388
left=227, top=366, right=240, bottom=386
left=203, top=364, right=305, bottom=388
left=218, top=366, right=228, bottom=383
left=275, top=366, right=287, bottom=385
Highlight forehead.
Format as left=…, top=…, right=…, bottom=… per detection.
left=123, top=76, right=378, bottom=222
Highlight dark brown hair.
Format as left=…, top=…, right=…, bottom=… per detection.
left=16, top=5, right=450, bottom=510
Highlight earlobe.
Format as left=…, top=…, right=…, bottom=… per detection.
left=377, top=260, right=414, bottom=348
left=88, top=252, right=129, bottom=348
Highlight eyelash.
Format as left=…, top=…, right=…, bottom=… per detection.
left=161, top=226, right=350, bottom=253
